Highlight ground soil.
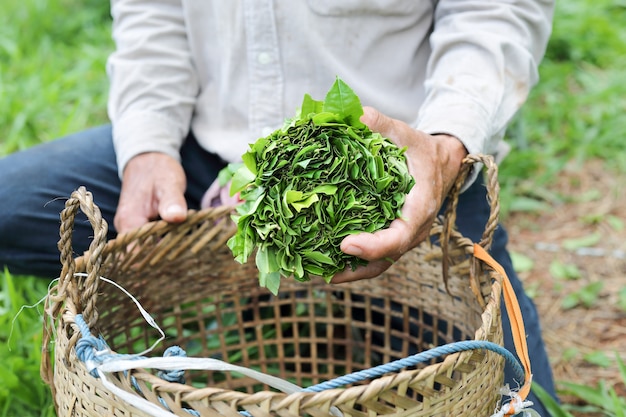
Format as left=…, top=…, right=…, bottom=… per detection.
left=504, top=159, right=626, bottom=413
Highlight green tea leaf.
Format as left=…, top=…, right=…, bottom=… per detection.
left=322, top=77, right=365, bottom=128
left=302, top=250, right=334, bottom=265
left=509, top=196, right=551, bottom=213
left=300, top=93, right=323, bottom=118
left=579, top=281, right=603, bottom=308
left=310, top=184, right=338, bottom=195
left=256, top=247, right=281, bottom=295
left=217, top=162, right=241, bottom=186
left=230, top=164, right=256, bottom=195
left=561, top=293, right=580, bottom=310
left=611, top=387, right=626, bottom=417
left=241, top=150, right=258, bottom=175
left=259, top=270, right=281, bottom=296
left=256, top=246, right=278, bottom=274
left=287, top=191, right=319, bottom=212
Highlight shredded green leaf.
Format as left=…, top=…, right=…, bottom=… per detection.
left=225, top=78, right=415, bottom=294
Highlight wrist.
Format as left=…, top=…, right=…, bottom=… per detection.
left=431, top=133, right=469, bottom=190
left=432, top=133, right=467, bottom=163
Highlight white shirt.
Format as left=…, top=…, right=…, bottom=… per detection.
left=107, top=0, right=554, bottom=178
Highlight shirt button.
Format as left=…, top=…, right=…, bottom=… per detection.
left=257, top=52, right=272, bottom=65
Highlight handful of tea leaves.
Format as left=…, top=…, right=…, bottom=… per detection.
left=225, top=78, right=414, bottom=294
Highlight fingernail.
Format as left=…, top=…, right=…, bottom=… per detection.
left=165, top=204, right=185, bottom=217
left=343, top=245, right=363, bottom=257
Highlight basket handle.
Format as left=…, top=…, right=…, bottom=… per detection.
left=442, top=153, right=500, bottom=251
left=440, top=154, right=500, bottom=295
left=55, top=186, right=109, bottom=325
left=41, top=186, right=108, bottom=395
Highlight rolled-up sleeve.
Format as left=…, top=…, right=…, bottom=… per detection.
left=416, top=0, right=554, bottom=183
left=107, top=0, right=199, bottom=177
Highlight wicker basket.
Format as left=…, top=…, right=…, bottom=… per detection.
left=42, top=154, right=508, bottom=417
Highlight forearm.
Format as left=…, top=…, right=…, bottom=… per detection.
left=107, top=0, right=199, bottom=177
left=417, top=0, right=554, bottom=179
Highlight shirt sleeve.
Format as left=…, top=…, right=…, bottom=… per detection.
left=107, top=0, right=199, bottom=177
left=416, top=0, right=554, bottom=186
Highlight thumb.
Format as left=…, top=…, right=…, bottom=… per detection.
left=159, top=198, right=187, bottom=223
left=361, top=106, right=417, bottom=150
left=361, top=106, right=395, bottom=136
left=157, top=175, right=188, bottom=223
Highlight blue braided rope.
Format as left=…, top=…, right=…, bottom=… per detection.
left=159, top=346, right=187, bottom=383
left=303, top=340, right=525, bottom=392
left=74, top=314, right=201, bottom=416
left=75, top=314, right=188, bottom=383
left=73, top=314, right=524, bottom=416
left=74, top=314, right=110, bottom=378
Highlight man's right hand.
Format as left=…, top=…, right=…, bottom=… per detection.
left=114, top=152, right=188, bottom=234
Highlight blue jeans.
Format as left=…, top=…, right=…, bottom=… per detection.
left=0, top=126, right=556, bottom=414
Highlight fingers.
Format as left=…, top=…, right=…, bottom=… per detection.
left=331, top=259, right=394, bottom=284
left=200, top=177, right=222, bottom=208
left=114, top=185, right=154, bottom=234
left=341, top=220, right=411, bottom=261
left=115, top=160, right=156, bottom=233
left=114, top=153, right=187, bottom=234
left=335, top=214, right=432, bottom=282
left=200, top=179, right=241, bottom=209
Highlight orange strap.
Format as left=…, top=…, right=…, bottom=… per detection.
left=473, top=244, right=532, bottom=404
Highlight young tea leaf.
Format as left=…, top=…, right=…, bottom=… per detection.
left=322, top=78, right=365, bottom=128
left=300, top=93, right=323, bottom=118
left=230, top=164, right=256, bottom=195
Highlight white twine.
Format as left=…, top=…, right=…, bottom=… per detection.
left=98, top=356, right=303, bottom=393
left=97, top=367, right=179, bottom=417
left=71, top=273, right=343, bottom=417
left=8, top=277, right=59, bottom=351
left=74, top=273, right=165, bottom=358
left=490, top=385, right=539, bottom=417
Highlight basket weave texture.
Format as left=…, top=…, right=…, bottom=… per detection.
left=42, top=155, right=506, bottom=417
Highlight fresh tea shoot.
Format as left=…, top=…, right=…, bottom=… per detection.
left=226, top=78, right=415, bottom=294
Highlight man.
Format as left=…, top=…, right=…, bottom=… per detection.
left=0, top=1, right=556, bottom=413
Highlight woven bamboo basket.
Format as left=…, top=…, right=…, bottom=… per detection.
left=42, top=154, right=508, bottom=417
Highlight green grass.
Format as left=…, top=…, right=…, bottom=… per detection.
left=499, top=0, right=626, bottom=215
left=0, top=271, right=55, bottom=417
left=0, top=0, right=112, bottom=415
left=0, top=0, right=112, bottom=155
left=1, top=0, right=625, bottom=416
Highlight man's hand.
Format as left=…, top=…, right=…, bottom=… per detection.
left=114, top=152, right=188, bottom=234
left=332, top=106, right=468, bottom=283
